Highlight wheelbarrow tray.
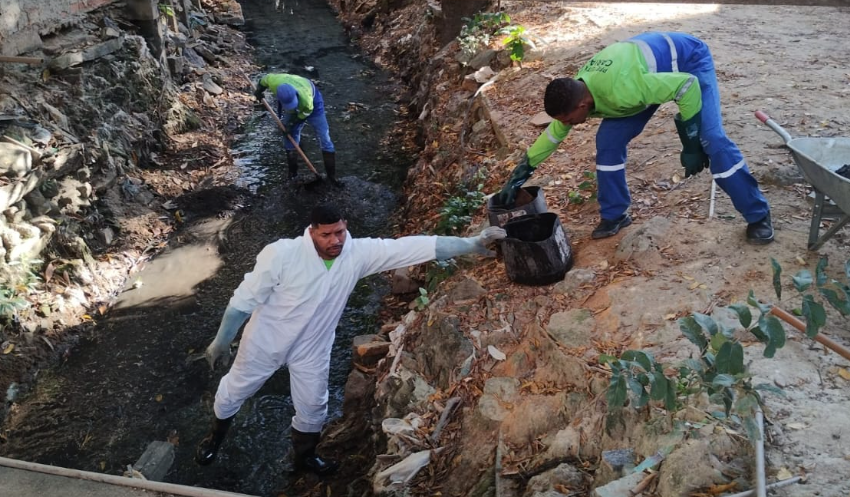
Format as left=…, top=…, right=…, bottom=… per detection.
left=756, top=110, right=850, bottom=250
left=786, top=137, right=850, bottom=215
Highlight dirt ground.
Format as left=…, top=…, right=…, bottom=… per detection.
left=339, top=1, right=850, bottom=495
left=466, top=3, right=850, bottom=495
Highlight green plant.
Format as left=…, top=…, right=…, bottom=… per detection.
left=567, top=171, right=597, bottom=205
left=770, top=256, right=850, bottom=337
left=436, top=172, right=486, bottom=235
left=414, top=288, right=430, bottom=311
left=425, top=259, right=457, bottom=293
left=498, top=25, right=536, bottom=66
left=0, top=287, right=29, bottom=323
left=158, top=3, right=175, bottom=17
left=601, top=291, right=789, bottom=441
left=457, top=12, right=511, bottom=62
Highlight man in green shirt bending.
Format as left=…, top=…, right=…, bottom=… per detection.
left=255, top=73, right=340, bottom=186
left=496, top=32, right=773, bottom=244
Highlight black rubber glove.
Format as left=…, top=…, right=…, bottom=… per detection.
left=674, top=112, right=710, bottom=178
left=496, top=155, right=534, bottom=207
left=253, top=84, right=265, bottom=102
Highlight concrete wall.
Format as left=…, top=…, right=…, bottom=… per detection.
left=0, top=0, right=119, bottom=55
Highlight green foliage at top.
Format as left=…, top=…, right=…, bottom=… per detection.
left=498, top=25, right=536, bottom=66
left=457, top=11, right=511, bottom=62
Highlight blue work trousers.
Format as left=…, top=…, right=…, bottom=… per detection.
left=277, top=84, right=335, bottom=153
left=595, top=32, right=769, bottom=223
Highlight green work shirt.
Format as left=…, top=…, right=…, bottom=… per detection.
left=259, top=73, right=315, bottom=120
left=526, top=42, right=702, bottom=167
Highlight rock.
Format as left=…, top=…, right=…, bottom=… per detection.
left=462, top=75, right=480, bottom=92
left=596, top=449, right=636, bottom=486
left=355, top=341, right=391, bottom=366
left=202, top=75, right=223, bottom=95
left=343, top=368, right=375, bottom=413
left=450, top=277, right=486, bottom=302
left=215, top=1, right=245, bottom=26
left=613, top=216, right=671, bottom=264
left=77, top=182, right=93, bottom=200
left=411, top=314, right=473, bottom=389
left=592, top=471, right=645, bottom=497
left=530, top=111, right=554, bottom=127
left=29, top=126, right=53, bottom=145
left=49, top=37, right=125, bottom=70
left=97, top=227, right=115, bottom=246
left=473, top=65, right=496, bottom=83
left=472, top=119, right=489, bottom=134
left=194, top=44, right=218, bottom=65
left=133, top=441, right=175, bottom=482
left=553, top=268, right=596, bottom=295
left=167, top=56, right=185, bottom=78
left=547, top=309, right=595, bottom=348
left=391, top=267, right=421, bottom=294
left=478, top=394, right=508, bottom=421
left=523, top=463, right=586, bottom=497
left=656, top=439, right=731, bottom=497
left=468, top=49, right=497, bottom=70
left=0, top=143, right=33, bottom=178
left=182, top=47, right=206, bottom=68
left=483, top=377, right=520, bottom=402
left=545, top=427, right=581, bottom=459
left=23, top=188, right=50, bottom=216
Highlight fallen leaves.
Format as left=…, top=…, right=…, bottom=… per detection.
left=3, top=342, right=15, bottom=354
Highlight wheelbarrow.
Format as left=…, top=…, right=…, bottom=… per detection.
left=755, top=110, right=850, bottom=250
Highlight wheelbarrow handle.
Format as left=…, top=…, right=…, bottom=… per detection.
left=754, top=110, right=793, bottom=144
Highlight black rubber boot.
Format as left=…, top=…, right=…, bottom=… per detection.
left=291, top=427, right=339, bottom=475
left=195, top=415, right=234, bottom=466
left=591, top=214, right=633, bottom=239
left=746, top=212, right=775, bottom=245
left=286, top=150, right=298, bottom=180
left=322, top=151, right=342, bottom=187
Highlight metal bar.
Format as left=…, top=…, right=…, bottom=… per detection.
left=809, top=190, right=825, bottom=249
left=809, top=214, right=850, bottom=251
left=0, top=55, right=44, bottom=65
left=721, top=476, right=803, bottom=497
left=0, top=456, right=257, bottom=497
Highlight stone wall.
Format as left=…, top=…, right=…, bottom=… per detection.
left=0, top=0, right=123, bottom=55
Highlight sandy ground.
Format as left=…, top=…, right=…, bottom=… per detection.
left=486, top=2, right=850, bottom=495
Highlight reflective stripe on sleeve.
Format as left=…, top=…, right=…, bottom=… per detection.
left=662, top=33, right=679, bottom=72
left=546, top=127, right=561, bottom=144
left=628, top=39, right=657, bottom=73
left=675, top=75, right=696, bottom=102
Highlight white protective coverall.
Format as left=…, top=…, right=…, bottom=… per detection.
left=213, top=227, right=437, bottom=432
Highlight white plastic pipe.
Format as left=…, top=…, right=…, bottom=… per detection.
left=709, top=179, right=717, bottom=218
left=0, top=456, right=257, bottom=497
left=755, top=408, right=767, bottom=497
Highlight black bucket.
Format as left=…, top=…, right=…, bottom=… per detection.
left=502, top=213, right=574, bottom=286
left=487, top=186, right=548, bottom=228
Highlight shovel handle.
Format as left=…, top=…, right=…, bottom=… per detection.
left=245, top=75, right=321, bottom=177
left=755, top=110, right=770, bottom=123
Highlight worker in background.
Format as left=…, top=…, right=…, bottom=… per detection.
left=254, top=73, right=340, bottom=186
left=496, top=32, right=774, bottom=244
left=195, top=203, right=506, bottom=474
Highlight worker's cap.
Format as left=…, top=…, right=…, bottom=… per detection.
left=276, top=84, right=299, bottom=111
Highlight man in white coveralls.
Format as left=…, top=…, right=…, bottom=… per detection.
left=195, top=203, right=506, bottom=474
